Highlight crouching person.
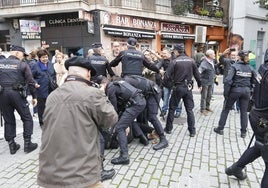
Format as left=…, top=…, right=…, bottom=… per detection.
left=37, top=57, right=118, bottom=188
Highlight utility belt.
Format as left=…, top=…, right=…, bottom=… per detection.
left=0, top=83, right=27, bottom=98
left=126, top=93, right=143, bottom=108
left=174, top=80, right=193, bottom=91
left=255, top=118, right=268, bottom=162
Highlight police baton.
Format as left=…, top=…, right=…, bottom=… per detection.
left=150, top=85, right=165, bottom=121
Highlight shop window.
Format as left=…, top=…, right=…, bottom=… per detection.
left=155, top=0, right=171, bottom=13
left=122, top=0, right=141, bottom=9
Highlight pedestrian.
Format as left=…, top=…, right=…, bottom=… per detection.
left=53, top=52, right=68, bottom=86
left=31, top=49, right=57, bottom=128
left=214, top=50, right=257, bottom=138
left=199, top=49, right=217, bottom=115
left=163, top=43, right=202, bottom=137
left=38, top=56, right=118, bottom=188
left=107, top=41, right=122, bottom=76
left=158, top=47, right=183, bottom=118
left=110, top=37, right=163, bottom=78
left=100, top=77, right=147, bottom=165
left=124, top=75, right=169, bottom=150
left=88, top=42, right=115, bottom=83
left=0, top=45, right=38, bottom=154
left=224, top=50, right=268, bottom=187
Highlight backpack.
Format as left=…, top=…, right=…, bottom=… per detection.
left=253, top=63, right=268, bottom=110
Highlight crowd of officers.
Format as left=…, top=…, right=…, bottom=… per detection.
left=0, top=37, right=268, bottom=187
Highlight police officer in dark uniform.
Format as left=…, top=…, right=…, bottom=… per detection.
left=124, top=75, right=169, bottom=150
left=163, top=43, right=202, bottom=137
left=214, top=50, right=257, bottom=138
left=0, top=45, right=38, bottom=154
left=224, top=51, right=268, bottom=188
left=100, top=77, right=147, bottom=165
left=110, top=37, right=164, bottom=77
left=89, top=43, right=115, bottom=83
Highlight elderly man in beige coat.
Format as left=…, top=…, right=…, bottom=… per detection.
left=37, top=56, right=118, bottom=188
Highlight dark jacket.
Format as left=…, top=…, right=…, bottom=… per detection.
left=31, top=60, right=56, bottom=98
left=110, top=46, right=159, bottom=77
left=199, top=58, right=216, bottom=86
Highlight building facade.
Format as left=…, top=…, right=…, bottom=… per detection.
left=229, top=0, right=268, bottom=69
left=0, top=0, right=228, bottom=58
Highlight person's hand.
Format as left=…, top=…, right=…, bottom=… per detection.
left=159, top=69, right=165, bottom=77
left=198, top=87, right=202, bottom=93
left=223, top=48, right=230, bottom=55
left=125, top=127, right=130, bottom=136
left=32, top=98, right=37, bottom=107
left=35, top=83, right=40, bottom=88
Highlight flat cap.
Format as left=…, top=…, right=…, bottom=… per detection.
left=127, top=37, right=137, bottom=46
left=173, top=43, right=185, bottom=53
left=10, top=45, right=29, bottom=56
left=65, top=56, right=96, bottom=76
left=92, top=42, right=103, bottom=48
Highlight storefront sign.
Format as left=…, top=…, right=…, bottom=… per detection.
left=161, top=23, right=190, bottom=34
left=102, top=13, right=159, bottom=30
left=161, top=33, right=195, bottom=40
left=103, top=27, right=155, bottom=39
left=19, top=20, right=41, bottom=40
left=43, top=12, right=84, bottom=27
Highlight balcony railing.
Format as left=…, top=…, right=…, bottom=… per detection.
left=0, top=0, right=89, bottom=8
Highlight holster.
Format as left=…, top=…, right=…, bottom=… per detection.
left=12, top=83, right=27, bottom=98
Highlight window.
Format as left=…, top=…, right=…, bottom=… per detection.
left=155, top=0, right=171, bottom=13
left=122, top=0, right=141, bottom=9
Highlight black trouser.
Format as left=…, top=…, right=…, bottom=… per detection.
left=0, top=89, right=33, bottom=141
left=218, top=89, right=250, bottom=133
left=115, top=95, right=146, bottom=157
left=166, top=85, right=195, bottom=134
left=37, top=97, right=47, bottom=127
left=235, top=109, right=268, bottom=188
left=146, top=92, right=164, bottom=136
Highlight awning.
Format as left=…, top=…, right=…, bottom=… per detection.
left=161, top=32, right=195, bottom=40
left=103, top=27, right=155, bottom=39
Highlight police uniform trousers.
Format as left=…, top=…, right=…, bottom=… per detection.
left=145, top=92, right=164, bottom=136
left=234, top=109, right=268, bottom=188
left=166, top=85, right=195, bottom=134
left=0, top=89, right=33, bottom=141
left=218, top=87, right=250, bottom=133
left=114, top=94, right=146, bottom=157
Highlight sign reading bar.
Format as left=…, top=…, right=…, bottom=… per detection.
left=105, top=29, right=155, bottom=39
left=161, top=23, right=190, bottom=34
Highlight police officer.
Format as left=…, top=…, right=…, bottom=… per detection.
left=100, top=77, right=147, bottom=165
left=163, top=43, right=202, bottom=137
left=88, top=43, right=115, bottom=83
left=110, top=37, right=164, bottom=77
left=214, top=50, right=257, bottom=138
left=124, top=75, right=169, bottom=150
left=224, top=51, right=268, bottom=188
left=0, top=45, right=38, bottom=154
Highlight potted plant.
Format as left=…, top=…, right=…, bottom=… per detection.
left=200, top=8, right=210, bottom=16
left=173, top=3, right=188, bottom=15
left=215, top=10, right=224, bottom=18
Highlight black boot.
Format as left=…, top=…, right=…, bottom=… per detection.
left=225, top=163, right=247, bottom=180
left=101, top=161, right=116, bottom=181
left=153, top=136, right=168, bottom=150
left=8, top=140, right=20, bottom=155
left=139, top=134, right=149, bottom=146
left=111, top=154, right=130, bottom=165
left=24, top=137, right=38, bottom=153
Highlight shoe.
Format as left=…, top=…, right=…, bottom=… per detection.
left=153, top=137, right=168, bottom=150
left=200, top=110, right=208, bottom=116
left=160, top=111, right=166, bottom=117
left=8, top=140, right=20, bottom=155
left=206, top=108, right=213, bottom=113
left=241, top=132, right=246, bottom=138
left=111, top=156, right=130, bottom=165
left=190, top=132, right=196, bottom=137
left=174, top=112, right=181, bottom=118
left=101, top=168, right=116, bottom=181
left=214, top=127, right=224, bottom=135
left=24, top=138, right=38, bottom=153
left=164, top=127, right=171, bottom=134
left=139, top=134, right=149, bottom=146
left=225, top=163, right=247, bottom=180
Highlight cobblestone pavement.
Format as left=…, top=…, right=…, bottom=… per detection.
left=0, top=77, right=265, bottom=188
